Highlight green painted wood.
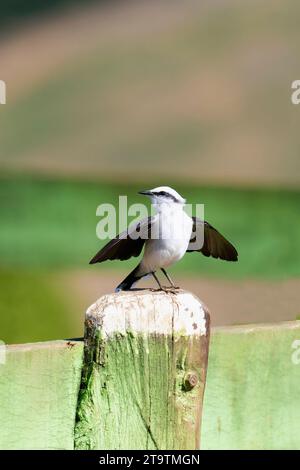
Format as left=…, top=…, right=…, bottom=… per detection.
left=0, top=340, right=83, bottom=450
left=1, top=318, right=299, bottom=449
left=74, top=290, right=210, bottom=450
left=202, top=321, right=300, bottom=450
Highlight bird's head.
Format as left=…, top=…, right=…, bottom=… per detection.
left=138, top=186, right=186, bottom=208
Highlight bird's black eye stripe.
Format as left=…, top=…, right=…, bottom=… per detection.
left=153, top=191, right=179, bottom=202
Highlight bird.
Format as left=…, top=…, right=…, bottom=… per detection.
left=89, top=186, right=238, bottom=292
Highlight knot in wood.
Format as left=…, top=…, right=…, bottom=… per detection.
left=183, top=372, right=198, bottom=391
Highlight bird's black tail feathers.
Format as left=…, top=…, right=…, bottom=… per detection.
left=115, top=264, right=145, bottom=292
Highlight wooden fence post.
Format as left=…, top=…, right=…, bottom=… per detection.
left=75, top=289, right=210, bottom=450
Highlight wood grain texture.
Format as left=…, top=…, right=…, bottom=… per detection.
left=74, top=290, right=210, bottom=450
left=1, top=316, right=299, bottom=449
left=202, top=321, right=300, bottom=449
left=0, top=340, right=83, bottom=450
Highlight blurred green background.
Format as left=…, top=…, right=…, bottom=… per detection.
left=0, top=0, right=299, bottom=343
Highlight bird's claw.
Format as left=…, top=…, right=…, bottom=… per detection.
left=149, top=286, right=180, bottom=294
left=162, top=286, right=180, bottom=294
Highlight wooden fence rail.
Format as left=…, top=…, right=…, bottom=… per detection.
left=0, top=289, right=299, bottom=450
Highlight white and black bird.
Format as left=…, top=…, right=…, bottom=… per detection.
left=89, top=186, right=238, bottom=291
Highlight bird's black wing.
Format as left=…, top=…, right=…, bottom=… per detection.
left=89, top=216, right=154, bottom=264
left=187, top=217, right=238, bottom=261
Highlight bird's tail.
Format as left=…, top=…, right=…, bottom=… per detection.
left=115, top=264, right=145, bottom=292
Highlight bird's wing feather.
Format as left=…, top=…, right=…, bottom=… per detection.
left=89, top=216, right=154, bottom=264
left=187, top=217, right=238, bottom=261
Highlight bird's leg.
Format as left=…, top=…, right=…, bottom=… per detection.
left=151, top=272, right=163, bottom=290
left=161, top=268, right=180, bottom=290
left=151, top=271, right=179, bottom=294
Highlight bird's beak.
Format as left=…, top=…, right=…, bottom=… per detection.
left=138, top=190, right=153, bottom=196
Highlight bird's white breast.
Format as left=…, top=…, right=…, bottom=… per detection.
left=141, top=207, right=192, bottom=272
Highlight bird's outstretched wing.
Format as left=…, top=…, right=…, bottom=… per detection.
left=187, top=217, right=238, bottom=261
left=89, top=216, right=154, bottom=264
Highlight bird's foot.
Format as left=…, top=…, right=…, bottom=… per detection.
left=162, top=285, right=180, bottom=294
left=149, top=286, right=180, bottom=294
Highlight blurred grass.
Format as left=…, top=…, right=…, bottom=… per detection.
left=0, top=174, right=299, bottom=279
left=0, top=268, right=74, bottom=344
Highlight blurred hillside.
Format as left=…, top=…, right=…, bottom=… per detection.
left=0, top=0, right=104, bottom=29
left=0, top=0, right=299, bottom=187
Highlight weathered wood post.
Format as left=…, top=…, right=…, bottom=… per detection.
left=75, top=289, right=210, bottom=450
